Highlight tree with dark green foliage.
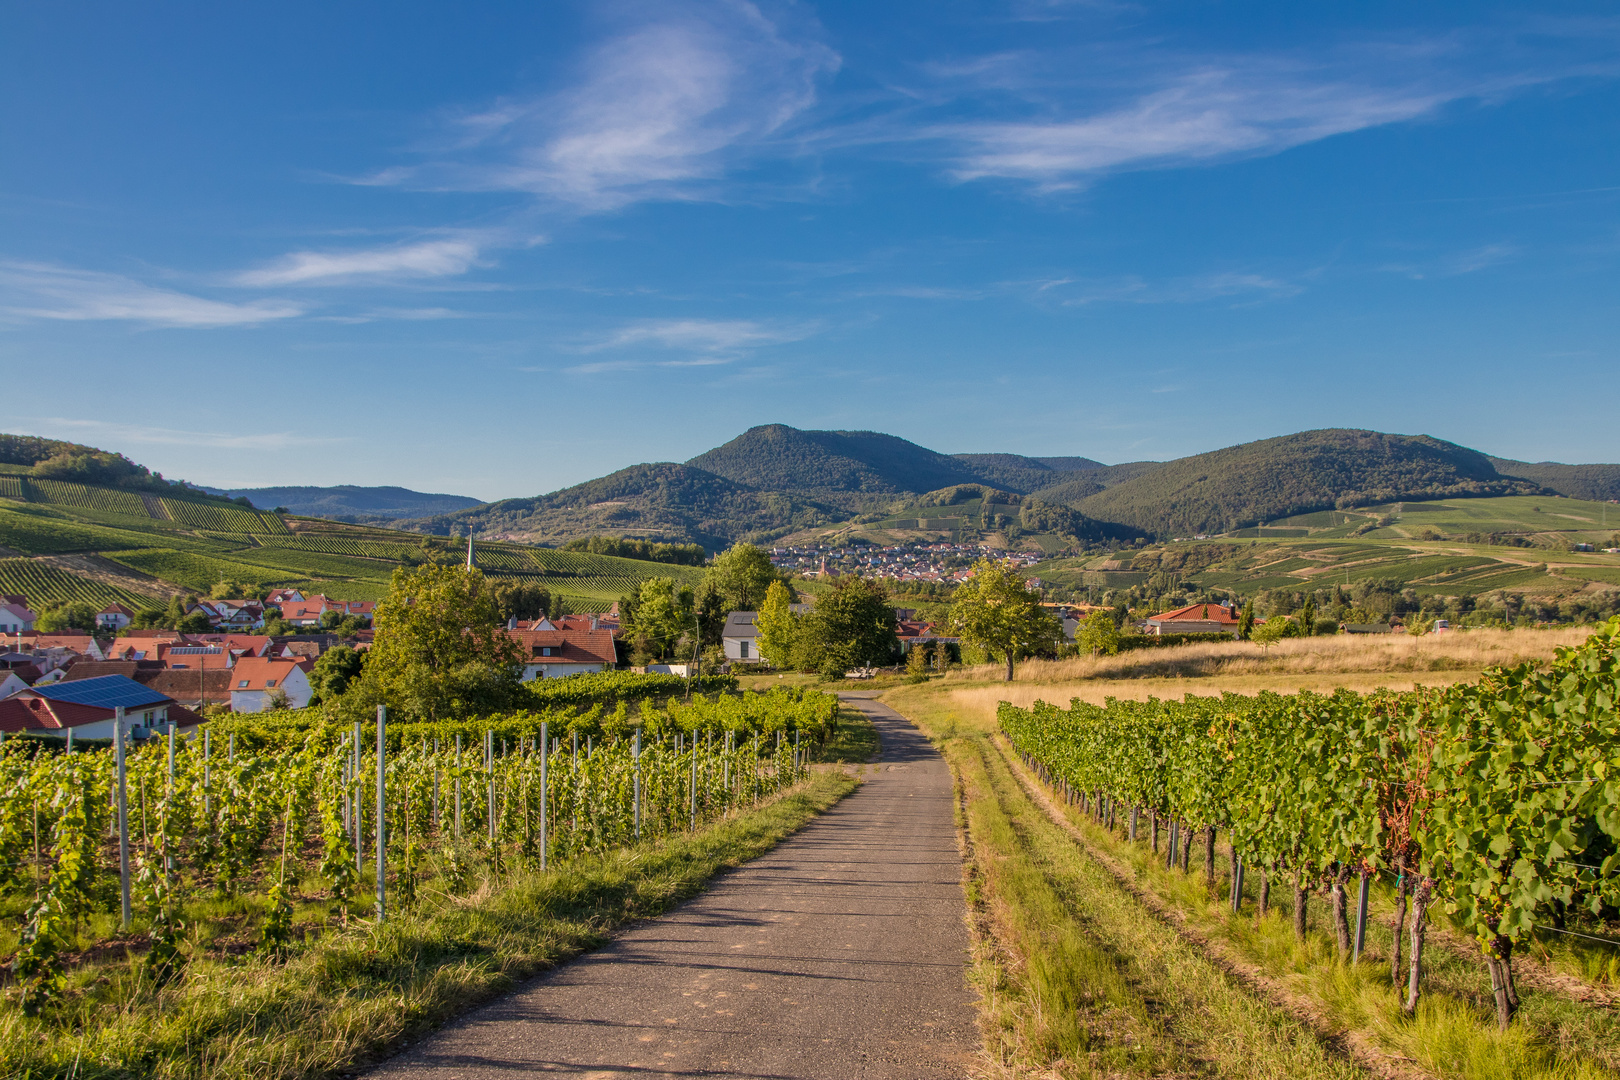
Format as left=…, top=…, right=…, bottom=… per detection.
left=490, top=580, right=552, bottom=623
left=1238, top=600, right=1255, bottom=640
left=346, top=564, right=523, bottom=722
left=36, top=601, right=99, bottom=633
left=176, top=611, right=213, bottom=634
left=800, top=576, right=898, bottom=673
left=309, top=645, right=364, bottom=703
left=703, top=543, right=789, bottom=613
left=948, top=558, right=1062, bottom=681
left=628, top=577, right=695, bottom=660
left=561, top=536, right=707, bottom=565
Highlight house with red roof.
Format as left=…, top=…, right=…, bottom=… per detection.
left=506, top=625, right=617, bottom=680
left=1144, top=602, right=1242, bottom=638
left=0, top=675, right=203, bottom=739
left=228, top=655, right=313, bottom=712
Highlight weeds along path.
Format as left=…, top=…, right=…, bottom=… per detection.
left=366, top=695, right=976, bottom=1080
left=949, top=728, right=1385, bottom=1080
left=976, top=732, right=1423, bottom=1080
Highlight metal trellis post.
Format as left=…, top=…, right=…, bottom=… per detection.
left=539, top=720, right=548, bottom=871
left=376, top=705, right=386, bottom=922
left=114, top=706, right=131, bottom=929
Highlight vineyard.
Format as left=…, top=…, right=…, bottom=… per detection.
left=0, top=686, right=840, bottom=1019
left=0, top=479, right=709, bottom=615
left=159, top=498, right=288, bottom=535
left=998, top=616, right=1620, bottom=1031
left=0, top=559, right=153, bottom=610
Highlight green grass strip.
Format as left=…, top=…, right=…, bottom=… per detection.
left=0, top=772, right=857, bottom=1080
left=956, top=732, right=1365, bottom=1079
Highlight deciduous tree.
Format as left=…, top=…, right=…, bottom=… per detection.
left=349, top=564, right=522, bottom=722
left=1077, top=611, right=1120, bottom=657
left=756, top=580, right=798, bottom=667
left=948, top=558, right=1061, bottom=681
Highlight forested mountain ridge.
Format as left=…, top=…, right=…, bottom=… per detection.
left=226, top=485, right=484, bottom=521
left=1487, top=458, right=1620, bottom=503
left=687, top=425, right=990, bottom=494
left=400, top=425, right=1579, bottom=549
left=396, top=462, right=842, bottom=550
left=1073, top=430, right=1545, bottom=538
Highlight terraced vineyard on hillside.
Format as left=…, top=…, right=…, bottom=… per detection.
left=1034, top=495, right=1620, bottom=604
left=0, top=477, right=702, bottom=609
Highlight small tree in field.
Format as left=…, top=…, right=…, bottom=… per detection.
left=1252, top=616, right=1289, bottom=653
left=948, top=558, right=1062, bottom=681
left=1077, top=611, right=1120, bottom=657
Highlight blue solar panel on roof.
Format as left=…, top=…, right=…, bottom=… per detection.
left=33, top=676, right=170, bottom=710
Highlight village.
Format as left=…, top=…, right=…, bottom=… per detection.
left=769, top=540, right=1042, bottom=584
left=0, top=559, right=1280, bottom=746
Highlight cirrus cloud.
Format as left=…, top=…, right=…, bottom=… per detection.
left=0, top=262, right=302, bottom=328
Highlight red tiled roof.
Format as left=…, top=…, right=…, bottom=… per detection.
left=229, top=656, right=310, bottom=692
left=109, top=635, right=181, bottom=660
left=507, top=628, right=617, bottom=667
left=140, top=669, right=234, bottom=704
left=63, top=660, right=158, bottom=681
left=99, top=603, right=136, bottom=617
left=1148, top=603, right=1240, bottom=624
left=0, top=695, right=111, bottom=732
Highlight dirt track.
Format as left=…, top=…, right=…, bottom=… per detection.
left=366, top=694, right=976, bottom=1079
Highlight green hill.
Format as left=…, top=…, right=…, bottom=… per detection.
left=1069, top=430, right=1543, bottom=539
left=396, top=462, right=842, bottom=551
left=225, top=485, right=484, bottom=521
left=687, top=425, right=991, bottom=496
left=0, top=465, right=699, bottom=612
left=1488, top=458, right=1620, bottom=503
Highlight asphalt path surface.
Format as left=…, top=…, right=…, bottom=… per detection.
left=366, top=693, right=976, bottom=1079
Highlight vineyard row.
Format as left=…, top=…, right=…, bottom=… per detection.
left=997, top=616, right=1620, bottom=1029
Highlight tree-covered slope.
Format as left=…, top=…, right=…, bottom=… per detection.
left=948, top=452, right=1102, bottom=492
left=687, top=424, right=993, bottom=494
left=1488, top=458, right=1620, bottom=503
left=228, top=485, right=484, bottom=521
left=1074, top=430, right=1545, bottom=538
left=396, top=462, right=840, bottom=549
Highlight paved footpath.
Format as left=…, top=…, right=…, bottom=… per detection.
left=367, top=694, right=976, bottom=1080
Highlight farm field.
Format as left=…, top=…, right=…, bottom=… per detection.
left=885, top=621, right=1620, bottom=1080
left=0, top=478, right=704, bottom=608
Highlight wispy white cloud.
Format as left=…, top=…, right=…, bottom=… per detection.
left=555, top=316, right=814, bottom=373
left=1046, top=270, right=1303, bottom=305
left=905, top=26, right=1620, bottom=191
left=0, top=262, right=302, bottom=328
left=581, top=317, right=813, bottom=353
left=234, top=237, right=484, bottom=286
left=1377, top=242, right=1520, bottom=279
left=939, top=67, right=1457, bottom=189
left=372, top=1, right=839, bottom=209
left=27, top=418, right=338, bottom=451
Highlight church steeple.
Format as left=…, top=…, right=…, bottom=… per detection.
left=466, top=533, right=476, bottom=570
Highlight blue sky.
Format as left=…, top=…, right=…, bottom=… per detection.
left=4, top=1, right=1619, bottom=500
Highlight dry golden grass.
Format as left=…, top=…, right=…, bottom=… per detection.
left=960, top=625, right=1589, bottom=685
left=906, top=627, right=1591, bottom=734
